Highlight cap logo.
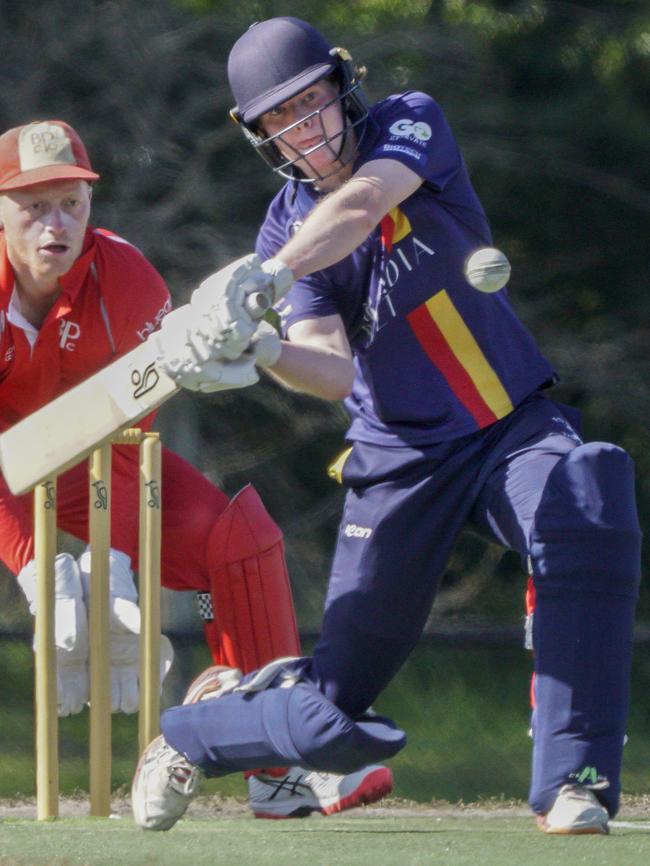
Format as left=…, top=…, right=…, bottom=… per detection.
left=18, top=123, right=75, bottom=172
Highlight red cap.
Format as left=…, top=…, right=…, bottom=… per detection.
left=0, top=120, right=100, bottom=192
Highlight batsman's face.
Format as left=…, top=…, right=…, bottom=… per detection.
left=259, top=79, right=353, bottom=185
left=0, top=180, right=92, bottom=289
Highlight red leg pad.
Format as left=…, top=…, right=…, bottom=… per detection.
left=202, top=484, right=300, bottom=673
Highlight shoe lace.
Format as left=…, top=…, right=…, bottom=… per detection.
left=168, top=762, right=199, bottom=796
left=556, top=782, right=609, bottom=814
left=305, top=771, right=342, bottom=795
left=160, top=744, right=199, bottom=796
left=569, top=779, right=610, bottom=794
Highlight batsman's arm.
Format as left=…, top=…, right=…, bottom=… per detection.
left=263, top=315, right=355, bottom=402
left=271, top=158, right=423, bottom=285
left=186, top=160, right=422, bottom=359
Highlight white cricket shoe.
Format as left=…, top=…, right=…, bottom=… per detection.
left=132, top=734, right=201, bottom=830
left=248, top=764, right=394, bottom=819
left=538, top=784, right=609, bottom=835
left=182, top=664, right=243, bottom=704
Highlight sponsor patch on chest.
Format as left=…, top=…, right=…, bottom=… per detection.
left=59, top=319, right=81, bottom=351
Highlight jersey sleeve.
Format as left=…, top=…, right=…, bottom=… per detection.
left=274, top=272, right=344, bottom=336
left=364, top=92, right=463, bottom=191
left=93, top=230, right=172, bottom=355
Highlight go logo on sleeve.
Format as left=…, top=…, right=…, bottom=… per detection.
left=389, top=119, right=432, bottom=142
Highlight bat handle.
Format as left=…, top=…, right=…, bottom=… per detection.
left=244, top=291, right=272, bottom=320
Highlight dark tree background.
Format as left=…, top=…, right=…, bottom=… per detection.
left=0, top=0, right=647, bottom=635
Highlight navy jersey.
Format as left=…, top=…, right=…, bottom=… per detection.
left=256, top=91, right=556, bottom=446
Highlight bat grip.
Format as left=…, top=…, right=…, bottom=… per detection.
left=244, top=291, right=272, bottom=320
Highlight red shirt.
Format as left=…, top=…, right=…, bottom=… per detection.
left=0, top=226, right=171, bottom=430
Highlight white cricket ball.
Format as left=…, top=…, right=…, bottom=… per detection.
left=464, top=247, right=511, bottom=293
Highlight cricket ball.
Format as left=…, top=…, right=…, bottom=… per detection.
left=464, top=247, right=511, bottom=293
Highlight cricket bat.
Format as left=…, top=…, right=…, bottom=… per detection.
left=0, top=255, right=274, bottom=496
left=0, top=317, right=179, bottom=496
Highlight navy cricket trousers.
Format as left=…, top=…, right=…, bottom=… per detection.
left=303, top=392, right=641, bottom=815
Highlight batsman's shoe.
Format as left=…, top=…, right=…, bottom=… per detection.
left=132, top=734, right=201, bottom=830
left=538, top=784, right=609, bottom=835
left=182, top=664, right=242, bottom=704
left=248, top=764, right=394, bottom=819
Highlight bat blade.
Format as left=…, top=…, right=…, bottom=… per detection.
left=0, top=333, right=178, bottom=495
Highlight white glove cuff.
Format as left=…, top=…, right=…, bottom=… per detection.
left=261, top=258, right=294, bottom=302
left=250, top=320, right=282, bottom=369
left=17, top=552, right=83, bottom=614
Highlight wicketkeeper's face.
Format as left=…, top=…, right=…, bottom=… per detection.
left=258, top=78, right=353, bottom=182
left=0, top=179, right=91, bottom=290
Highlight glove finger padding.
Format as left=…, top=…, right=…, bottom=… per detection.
left=111, top=595, right=141, bottom=635
left=110, top=630, right=174, bottom=714
left=79, top=547, right=174, bottom=714
left=190, top=356, right=260, bottom=394
left=17, top=553, right=90, bottom=717
left=188, top=254, right=292, bottom=361
left=110, top=631, right=139, bottom=714
left=155, top=306, right=260, bottom=392
left=191, top=259, right=258, bottom=361
left=57, top=659, right=89, bottom=717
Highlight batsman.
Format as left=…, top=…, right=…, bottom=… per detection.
left=134, top=17, right=642, bottom=835
left=0, top=119, right=392, bottom=819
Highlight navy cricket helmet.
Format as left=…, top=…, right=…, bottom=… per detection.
left=227, top=17, right=369, bottom=182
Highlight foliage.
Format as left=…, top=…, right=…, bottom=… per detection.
left=0, top=0, right=648, bottom=631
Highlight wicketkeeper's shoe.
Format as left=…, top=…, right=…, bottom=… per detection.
left=537, top=784, right=609, bottom=835
left=132, top=734, right=201, bottom=830
left=248, top=764, right=394, bottom=819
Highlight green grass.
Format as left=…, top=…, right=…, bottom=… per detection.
left=2, top=637, right=650, bottom=803
left=2, top=637, right=650, bottom=864
left=1, top=814, right=650, bottom=866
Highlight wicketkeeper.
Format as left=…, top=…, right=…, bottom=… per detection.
left=133, top=17, right=642, bottom=835
left=0, top=118, right=392, bottom=818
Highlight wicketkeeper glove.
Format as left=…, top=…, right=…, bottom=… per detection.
left=17, top=552, right=90, bottom=717
left=78, top=547, right=174, bottom=714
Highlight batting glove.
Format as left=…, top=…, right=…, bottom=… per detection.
left=155, top=305, right=261, bottom=393
left=189, top=254, right=293, bottom=360
left=78, top=547, right=174, bottom=714
left=248, top=320, right=282, bottom=369
left=17, top=553, right=90, bottom=717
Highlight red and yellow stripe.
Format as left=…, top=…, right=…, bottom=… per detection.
left=407, top=290, right=513, bottom=426
left=380, top=207, right=412, bottom=252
